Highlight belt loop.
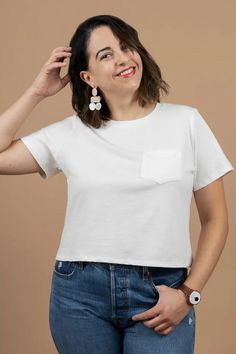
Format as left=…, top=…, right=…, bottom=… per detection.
left=143, top=266, right=149, bottom=280
left=77, top=261, right=84, bottom=270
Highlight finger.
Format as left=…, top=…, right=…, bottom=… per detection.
left=155, top=325, right=175, bottom=336
left=143, top=314, right=162, bottom=328
left=53, top=51, right=72, bottom=60
left=52, top=46, right=72, bottom=54
left=44, top=61, right=68, bottom=71
left=61, top=73, right=71, bottom=87
left=132, top=308, right=159, bottom=321
left=154, top=322, right=170, bottom=331
left=47, top=51, right=72, bottom=64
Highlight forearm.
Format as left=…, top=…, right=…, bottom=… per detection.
left=0, top=86, right=44, bottom=152
left=184, top=218, right=229, bottom=292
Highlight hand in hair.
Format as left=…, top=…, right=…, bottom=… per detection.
left=30, top=46, right=72, bottom=99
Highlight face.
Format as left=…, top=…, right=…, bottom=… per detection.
left=80, top=26, right=143, bottom=100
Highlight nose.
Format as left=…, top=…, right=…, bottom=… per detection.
left=115, top=48, right=130, bottom=65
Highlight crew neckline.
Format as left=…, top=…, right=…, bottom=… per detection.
left=107, top=102, right=161, bottom=126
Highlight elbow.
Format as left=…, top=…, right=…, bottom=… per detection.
left=201, top=216, right=229, bottom=236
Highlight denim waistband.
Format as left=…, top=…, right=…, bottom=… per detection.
left=77, top=261, right=148, bottom=271
left=74, top=261, right=187, bottom=275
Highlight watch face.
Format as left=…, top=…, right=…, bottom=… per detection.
left=189, top=291, right=201, bottom=305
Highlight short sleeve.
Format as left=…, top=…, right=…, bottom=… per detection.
left=191, top=108, right=235, bottom=191
left=20, top=125, right=62, bottom=180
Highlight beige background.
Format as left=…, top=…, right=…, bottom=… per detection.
left=0, top=1, right=235, bottom=353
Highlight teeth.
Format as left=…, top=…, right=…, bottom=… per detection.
left=119, top=67, right=134, bottom=76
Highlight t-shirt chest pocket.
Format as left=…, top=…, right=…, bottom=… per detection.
left=140, top=148, right=182, bottom=184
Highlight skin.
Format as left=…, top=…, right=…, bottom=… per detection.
left=79, top=27, right=230, bottom=336
left=79, top=25, right=156, bottom=121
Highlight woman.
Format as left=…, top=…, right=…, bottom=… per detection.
left=0, top=14, right=234, bottom=354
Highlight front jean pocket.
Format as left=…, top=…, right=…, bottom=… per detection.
left=140, top=148, right=182, bottom=184
left=147, top=267, right=188, bottom=296
left=146, top=267, right=195, bottom=326
left=53, top=260, right=77, bottom=278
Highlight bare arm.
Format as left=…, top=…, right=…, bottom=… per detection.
left=181, top=177, right=229, bottom=292
left=0, top=45, right=72, bottom=176
left=0, top=88, right=44, bottom=152
left=0, top=138, right=45, bottom=176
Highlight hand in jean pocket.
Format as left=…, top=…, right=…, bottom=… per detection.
left=132, top=284, right=193, bottom=336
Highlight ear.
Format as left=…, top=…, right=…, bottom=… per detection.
left=80, top=70, right=95, bottom=87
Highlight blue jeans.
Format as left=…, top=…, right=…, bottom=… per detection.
left=49, top=261, right=196, bottom=354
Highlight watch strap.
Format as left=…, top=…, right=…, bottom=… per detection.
left=179, top=283, right=194, bottom=297
left=178, top=283, right=200, bottom=305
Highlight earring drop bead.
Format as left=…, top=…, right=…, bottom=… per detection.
left=95, top=102, right=102, bottom=110
left=89, top=102, right=96, bottom=110
left=92, top=87, right=97, bottom=96
left=89, top=87, right=102, bottom=111
left=91, top=96, right=100, bottom=103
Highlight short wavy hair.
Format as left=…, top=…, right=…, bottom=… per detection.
left=68, top=14, right=170, bottom=129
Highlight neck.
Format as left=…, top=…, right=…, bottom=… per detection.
left=106, top=99, right=156, bottom=122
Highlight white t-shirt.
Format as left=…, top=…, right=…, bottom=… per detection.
left=20, top=102, right=235, bottom=267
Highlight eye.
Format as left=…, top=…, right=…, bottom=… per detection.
left=121, top=43, right=135, bottom=53
left=121, top=43, right=129, bottom=50
left=100, top=52, right=112, bottom=60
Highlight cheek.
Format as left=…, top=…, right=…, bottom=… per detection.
left=100, top=63, right=115, bottom=76
left=134, top=53, right=142, bottom=70
left=97, top=65, right=116, bottom=86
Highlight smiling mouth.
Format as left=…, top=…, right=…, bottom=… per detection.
left=116, top=66, right=136, bottom=78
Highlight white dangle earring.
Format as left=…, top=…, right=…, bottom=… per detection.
left=89, top=87, right=102, bottom=111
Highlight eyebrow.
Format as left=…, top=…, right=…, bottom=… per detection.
left=95, top=46, right=112, bottom=60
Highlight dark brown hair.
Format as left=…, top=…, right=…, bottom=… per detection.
left=68, top=14, right=170, bottom=129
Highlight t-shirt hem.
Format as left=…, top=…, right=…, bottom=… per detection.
left=193, top=165, right=235, bottom=191
left=20, top=137, right=54, bottom=179
left=55, top=255, right=192, bottom=268
left=20, top=137, right=46, bottom=177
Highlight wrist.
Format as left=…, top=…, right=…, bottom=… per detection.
left=177, top=289, right=192, bottom=305
left=178, top=283, right=201, bottom=306
left=26, top=86, right=46, bottom=103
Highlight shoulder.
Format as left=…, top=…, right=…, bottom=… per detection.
left=41, top=114, right=76, bottom=135
left=160, top=102, right=198, bottom=132
left=160, top=102, right=196, bottom=117
left=38, top=114, right=77, bottom=149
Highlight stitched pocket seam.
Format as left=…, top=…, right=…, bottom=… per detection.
left=148, top=274, right=185, bottom=294
left=53, top=262, right=77, bottom=278
left=140, top=149, right=182, bottom=184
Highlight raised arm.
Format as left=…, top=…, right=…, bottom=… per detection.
left=0, top=46, right=72, bottom=177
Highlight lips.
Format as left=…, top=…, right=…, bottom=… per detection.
left=116, top=66, right=136, bottom=76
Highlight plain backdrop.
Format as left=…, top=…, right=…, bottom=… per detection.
left=0, top=1, right=235, bottom=353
